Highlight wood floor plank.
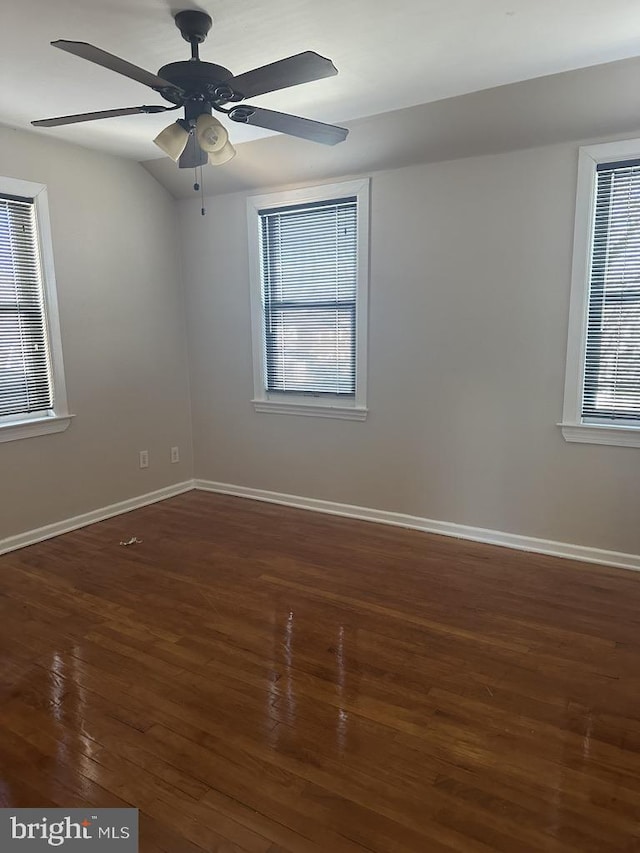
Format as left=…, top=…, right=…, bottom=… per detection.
left=2, top=491, right=640, bottom=851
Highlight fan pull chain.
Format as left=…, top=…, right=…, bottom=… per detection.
left=192, top=166, right=206, bottom=216
left=199, top=165, right=206, bottom=216
left=193, top=166, right=207, bottom=216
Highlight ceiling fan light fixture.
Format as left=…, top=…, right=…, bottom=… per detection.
left=195, top=113, right=228, bottom=153
left=208, top=139, right=236, bottom=166
left=153, top=119, right=190, bottom=161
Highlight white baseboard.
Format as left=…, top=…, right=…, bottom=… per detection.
left=0, top=480, right=195, bottom=556
left=195, top=479, right=640, bottom=573
left=3, top=476, right=639, bottom=574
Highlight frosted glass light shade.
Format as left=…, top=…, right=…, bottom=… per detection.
left=153, top=121, right=189, bottom=161
left=208, top=140, right=236, bottom=166
left=195, top=114, right=228, bottom=153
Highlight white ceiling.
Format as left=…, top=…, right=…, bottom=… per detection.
left=4, top=0, right=640, bottom=163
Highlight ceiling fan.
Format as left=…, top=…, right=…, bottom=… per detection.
left=32, top=9, right=349, bottom=169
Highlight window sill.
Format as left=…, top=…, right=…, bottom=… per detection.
left=559, top=422, right=640, bottom=447
left=0, top=413, right=74, bottom=444
left=253, top=399, right=368, bottom=421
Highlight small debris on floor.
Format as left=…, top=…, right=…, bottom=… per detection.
left=119, top=536, right=143, bottom=546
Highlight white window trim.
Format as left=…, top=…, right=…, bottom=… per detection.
left=0, top=176, right=72, bottom=443
left=247, top=178, right=370, bottom=421
left=560, top=139, right=640, bottom=447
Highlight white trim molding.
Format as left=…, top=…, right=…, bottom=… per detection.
left=561, top=139, right=640, bottom=447
left=559, top=422, right=640, bottom=448
left=195, top=479, right=640, bottom=573
left=246, top=178, right=370, bottom=421
left=252, top=399, right=368, bottom=421
left=3, top=478, right=639, bottom=573
left=0, top=413, right=73, bottom=444
left=0, top=481, right=194, bottom=556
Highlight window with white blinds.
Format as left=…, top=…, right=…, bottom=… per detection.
left=0, top=193, right=54, bottom=417
left=562, top=140, right=640, bottom=446
left=248, top=179, right=369, bottom=420
left=583, top=160, right=640, bottom=422
left=260, top=197, right=357, bottom=396
left=0, top=177, right=69, bottom=443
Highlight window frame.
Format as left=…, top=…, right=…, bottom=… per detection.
left=247, top=178, right=370, bottom=421
left=0, top=176, right=71, bottom=443
left=561, top=139, right=640, bottom=447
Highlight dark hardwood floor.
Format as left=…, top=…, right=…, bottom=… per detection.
left=1, top=490, right=640, bottom=852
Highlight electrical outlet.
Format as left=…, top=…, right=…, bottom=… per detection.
left=170, top=446, right=180, bottom=464
left=139, top=450, right=149, bottom=469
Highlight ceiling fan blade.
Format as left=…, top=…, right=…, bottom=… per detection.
left=178, top=133, right=208, bottom=169
left=229, top=106, right=348, bottom=145
left=32, top=105, right=170, bottom=127
left=227, top=51, right=337, bottom=100
left=52, top=40, right=182, bottom=94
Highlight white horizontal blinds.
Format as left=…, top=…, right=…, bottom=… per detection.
left=260, top=197, right=357, bottom=395
left=0, top=194, right=53, bottom=417
left=583, top=160, right=640, bottom=422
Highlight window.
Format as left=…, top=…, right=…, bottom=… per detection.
left=247, top=179, right=369, bottom=420
left=562, top=140, right=640, bottom=447
left=0, top=177, right=71, bottom=443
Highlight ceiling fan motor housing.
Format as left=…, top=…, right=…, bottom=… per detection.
left=157, top=61, right=234, bottom=104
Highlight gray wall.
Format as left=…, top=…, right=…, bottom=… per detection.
left=179, top=141, right=640, bottom=555
left=0, top=126, right=193, bottom=540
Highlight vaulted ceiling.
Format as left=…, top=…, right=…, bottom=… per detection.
left=4, top=1, right=640, bottom=196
